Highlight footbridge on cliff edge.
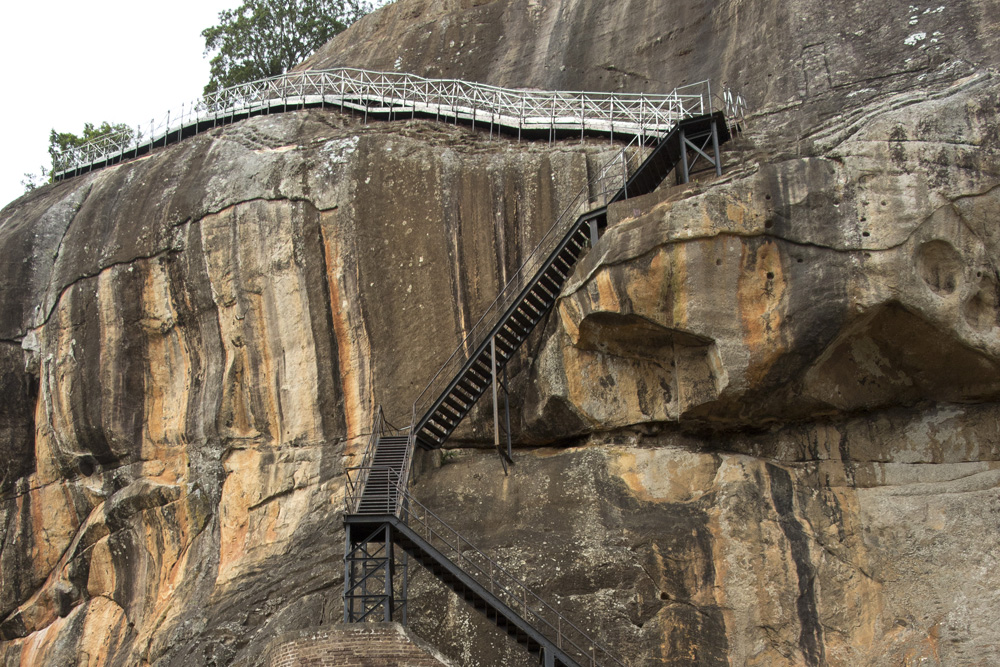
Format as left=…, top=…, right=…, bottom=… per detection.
left=345, top=78, right=744, bottom=666
left=51, top=67, right=745, bottom=181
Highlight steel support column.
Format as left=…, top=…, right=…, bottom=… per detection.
left=678, top=127, right=690, bottom=184
left=711, top=118, right=722, bottom=176
left=491, top=337, right=514, bottom=474
left=343, top=522, right=409, bottom=624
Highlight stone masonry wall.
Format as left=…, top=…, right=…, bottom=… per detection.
left=259, top=624, right=454, bottom=667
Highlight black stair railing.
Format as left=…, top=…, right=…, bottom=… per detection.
left=410, top=110, right=736, bottom=450
left=363, top=472, right=626, bottom=667
left=346, top=407, right=415, bottom=516
left=343, top=87, right=746, bottom=664
left=409, top=131, right=657, bottom=447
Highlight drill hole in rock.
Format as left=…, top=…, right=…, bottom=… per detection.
left=78, top=456, right=98, bottom=477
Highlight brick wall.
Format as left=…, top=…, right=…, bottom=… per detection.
left=259, top=623, right=455, bottom=667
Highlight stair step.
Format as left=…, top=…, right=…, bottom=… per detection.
left=517, top=301, right=543, bottom=319
left=533, top=280, right=557, bottom=301
left=555, top=245, right=580, bottom=264
left=508, top=309, right=534, bottom=329
left=423, top=421, right=448, bottom=438
left=443, top=394, right=469, bottom=412
left=499, top=323, right=525, bottom=343
left=457, top=376, right=484, bottom=394
left=538, top=273, right=563, bottom=296
left=524, top=291, right=549, bottom=311
left=437, top=403, right=462, bottom=422
left=451, top=383, right=476, bottom=401
left=492, top=336, right=515, bottom=355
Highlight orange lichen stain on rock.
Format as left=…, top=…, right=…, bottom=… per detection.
left=75, top=596, right=128, bottom=666
left=86, top=536, right=117, bottom=599
left=608, top=448, right=718, bottom=503
left=321, top=210, right=371, bottom=440
left=28, top=481, right=80, bottom=591
left=669, top=244, right=692, bottom=330
left=611, top=451, right=646, bottom=497
left=16, top=612, right=66, bottom=667
left=557, top=300, right=582, bottom=342
left=141, top=258, right=190, bottom=449
left=624, top=248, right=670, bottom=319
left=705, top=506, right=733, bottom=642
left=216, top=450, right=256, bottom=585
left=247, top=292, right=284, bottom=440
left=900, top=624, right=942, bottom=666
left=591, top=269, right=622, bottom=314
left=737, top=240, right=788, bottom=386
left=726, top=201, right=747, bottom=228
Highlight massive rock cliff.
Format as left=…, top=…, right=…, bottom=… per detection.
left=1, top=0, right=998, bottom=665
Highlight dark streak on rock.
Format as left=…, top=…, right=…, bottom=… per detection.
left=766, top=462, right=825, bottom=666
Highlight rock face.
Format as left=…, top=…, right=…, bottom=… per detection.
left=1, top=0, right=999, bottom=665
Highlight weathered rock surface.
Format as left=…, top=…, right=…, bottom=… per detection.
left=0, top=114, right=614, bottom=665
left=0, top=0, right=998, bottom=665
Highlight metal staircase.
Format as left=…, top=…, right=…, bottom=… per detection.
left=345, top=103, right=739, bottom=666
left=411, top=111, right=732, bottom=451
left=346, top=473, right=622, bottom=667
left=354, top=434, right=410, bottom=514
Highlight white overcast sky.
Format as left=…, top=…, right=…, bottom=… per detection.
left=0, top=1, right=387, bottom=209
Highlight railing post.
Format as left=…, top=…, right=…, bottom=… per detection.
left=491, top=337, right=500, bottom=456
left=678, top=127, right=690, bottom=184
left=711, top=118, right=722, bottom=177
left=385, top=523, right=395, bottom=622
left=622, top=149, right=628, bottom=200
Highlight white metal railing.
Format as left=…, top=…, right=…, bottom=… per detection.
left=51, top=68, right=745, bottom=179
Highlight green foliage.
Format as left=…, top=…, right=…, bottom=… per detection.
left=48, top=122, right=138, bottom=168
left=202, top=0, right=375, bottom=95
left=23, top=122, right=138, bottom=193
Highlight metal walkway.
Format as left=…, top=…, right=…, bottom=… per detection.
left=51, top=67, right=744, bottom=180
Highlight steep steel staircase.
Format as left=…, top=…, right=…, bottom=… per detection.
left=32, top=59, right=745, bottom=666
left=345, top=96, right=740, bottom=666
left=411, top=112, right=732, bottom=451
left=346, top=474, right=619, bottom=666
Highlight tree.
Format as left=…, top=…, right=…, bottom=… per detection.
left=201, top=0, right=375, bottom=95
left=23, top=122, right=139, bottom=192
left=48, top=122, right=139, bottom=170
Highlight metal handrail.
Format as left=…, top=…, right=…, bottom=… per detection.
left=386, top=472, right=625, bottom=667
left=345, top=446, right=626, bottom=664
left=51, top=68, right=731, bottom=179
left=408, top=129, right=656, bottom=435
left=345, top=406, right=397, bottom=514
left=409, top=85, right=747, bottom=442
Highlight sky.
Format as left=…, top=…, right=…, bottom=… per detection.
left=0, top=0, right=246, bottom=209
